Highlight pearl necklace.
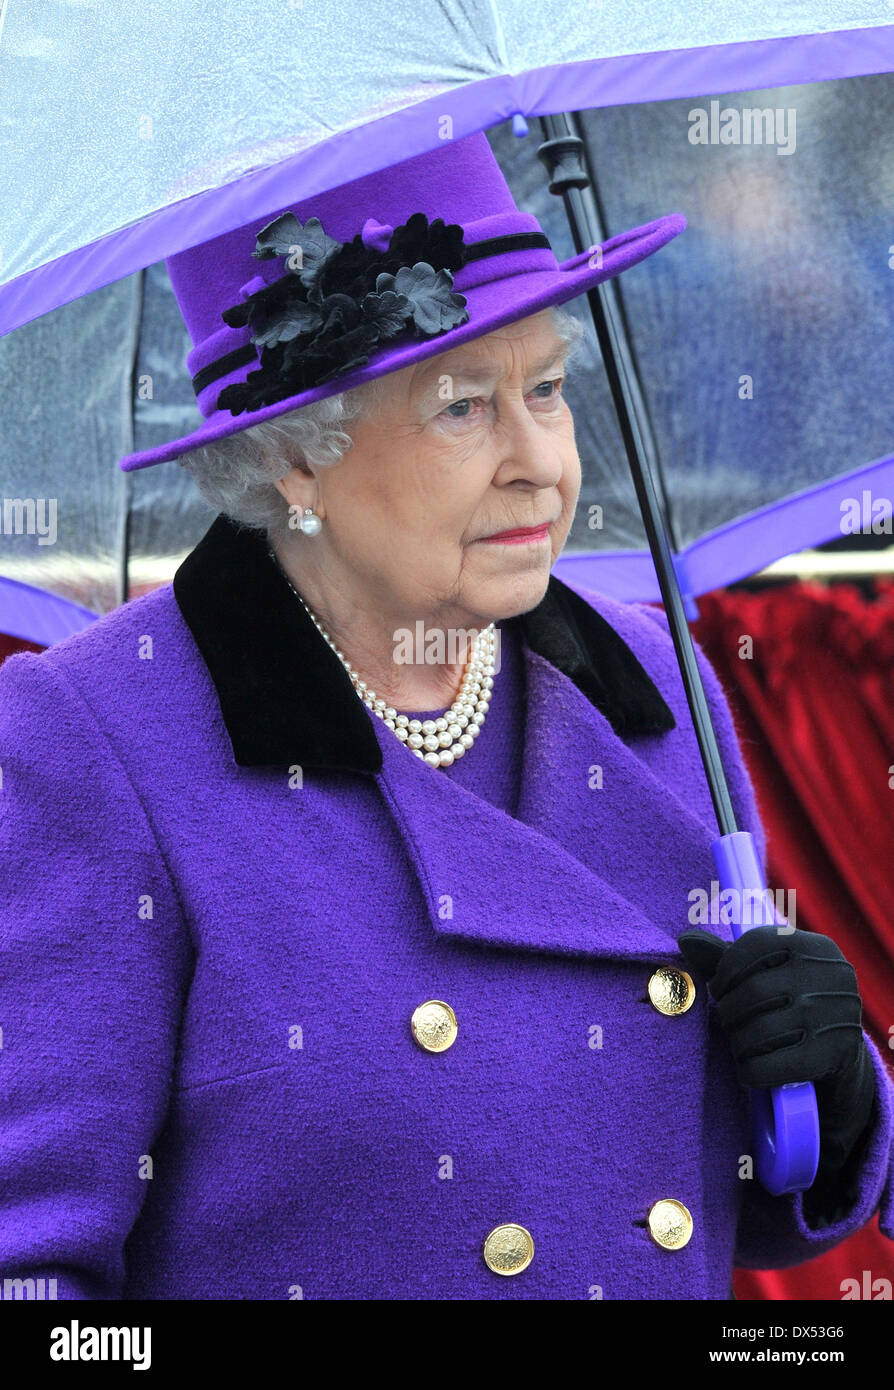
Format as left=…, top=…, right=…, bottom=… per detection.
left=281, top=570, right=497, bottom=767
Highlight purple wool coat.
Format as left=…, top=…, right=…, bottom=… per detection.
left=1, top=514, right=892, bottom=1301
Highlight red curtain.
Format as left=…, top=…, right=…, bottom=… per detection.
left=0, top=634, right=44, bottom=662
left=690, top=578, right=894, bottom=1300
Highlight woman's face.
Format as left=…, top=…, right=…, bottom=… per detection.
left=277, top=308, right=582, bottom=627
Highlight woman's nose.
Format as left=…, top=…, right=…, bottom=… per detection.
left=492, top=405, right=566, bottom=489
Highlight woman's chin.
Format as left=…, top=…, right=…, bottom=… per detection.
left=466, top=563, right=553, bottom=623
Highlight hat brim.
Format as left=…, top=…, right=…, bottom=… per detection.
left=119, top=212, right=685, bottom=472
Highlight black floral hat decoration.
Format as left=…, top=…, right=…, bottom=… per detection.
left=214, top=211, right=472, bottom=415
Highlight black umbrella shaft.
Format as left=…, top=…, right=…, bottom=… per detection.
left=537, top=114, right=738, bottom=837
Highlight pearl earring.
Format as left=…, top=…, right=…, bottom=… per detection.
left=299, top=507, right=322, bottom=537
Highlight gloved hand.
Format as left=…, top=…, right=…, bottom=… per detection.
left=678, top=924, right=877, bottom=1219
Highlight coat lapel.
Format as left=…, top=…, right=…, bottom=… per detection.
left=371, top=638, right=718, bottom=964
left=174, top=514, right=717, bottom=964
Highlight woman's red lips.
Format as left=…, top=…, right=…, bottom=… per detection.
left=480, top=522, right=552, bottom=545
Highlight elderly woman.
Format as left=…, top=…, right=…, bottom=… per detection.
left=1, top=132, right=892, bottom=1302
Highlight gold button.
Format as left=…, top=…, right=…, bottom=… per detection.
left=483, top=1223, right=535, bottom=1275
left=410, top=1000, right=458, bottom=1052
left=647, top=1199, right=694, bottom=1250
left=648, top=966, right=696, bottom=1015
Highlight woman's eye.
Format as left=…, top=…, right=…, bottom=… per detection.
left=445, top=397, right=477, bottom=419
left=531, top=378, right=563, bottom=400
left=441, top=379, right=564, bottom=421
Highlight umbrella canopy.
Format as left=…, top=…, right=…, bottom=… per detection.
left=1, top=73, right=893, bottom=636
left=2, top=0, right=893, bottom=334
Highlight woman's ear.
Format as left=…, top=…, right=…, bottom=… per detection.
left=273, top=459, right=315, bottom=510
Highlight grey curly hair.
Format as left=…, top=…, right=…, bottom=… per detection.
left=179, top=304, right=587, bottom=536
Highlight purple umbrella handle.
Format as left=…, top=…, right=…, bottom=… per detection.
left=710, top=832, right=820, bottom=1195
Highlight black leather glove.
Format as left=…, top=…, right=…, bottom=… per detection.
left=678, top=924, right=877, bottom=1224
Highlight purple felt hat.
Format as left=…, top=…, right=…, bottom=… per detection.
left=119, top=132, right=686, bottom=472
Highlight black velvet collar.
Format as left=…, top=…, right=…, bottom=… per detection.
left=172, top=513, right=676, bottom=770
